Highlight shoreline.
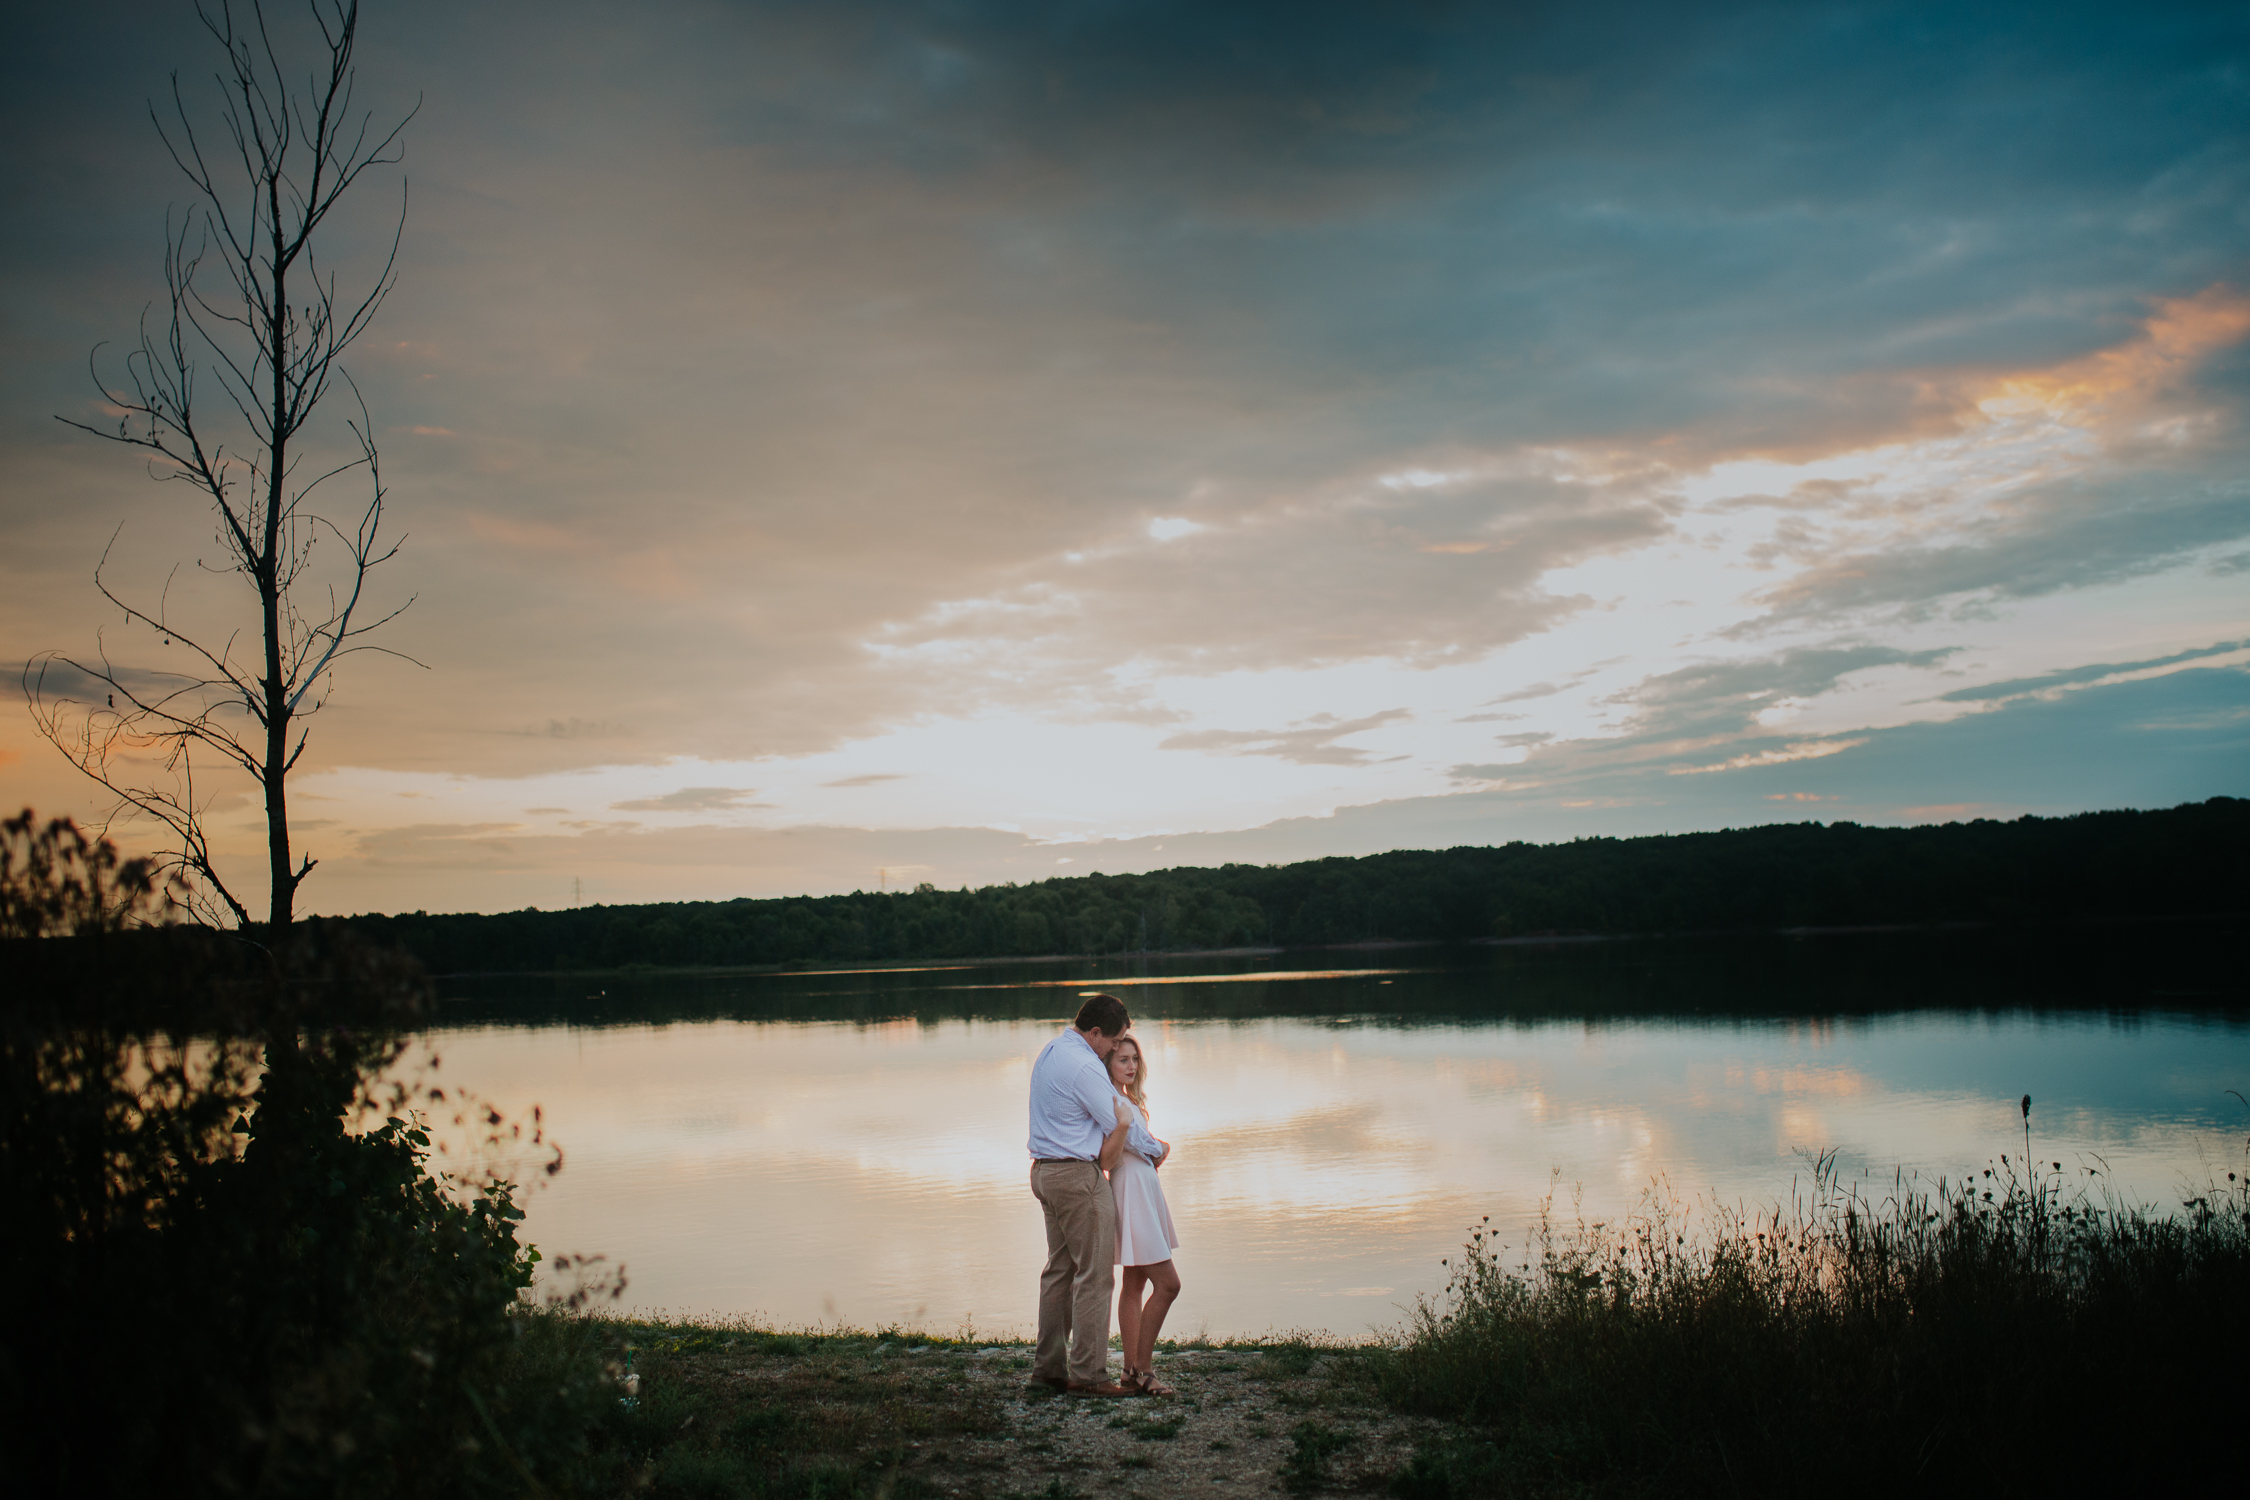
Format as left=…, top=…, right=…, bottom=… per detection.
left=516, top=1310, right=1429, bottom=1498
left=422, top=909, right=2246, bottom=984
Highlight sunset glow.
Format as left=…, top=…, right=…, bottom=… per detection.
left=3, top=1, right=2243, bottom=913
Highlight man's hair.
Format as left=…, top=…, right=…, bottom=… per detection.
left=1074, top=992, right=1129, bottom=1036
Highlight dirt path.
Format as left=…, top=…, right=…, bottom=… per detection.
left=643, top=1328, right=1445, bottom=1496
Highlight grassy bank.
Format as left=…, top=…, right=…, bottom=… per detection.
left=480, top=1317, right=1431, bottom=1497
left=481, top=1127, right=2249, bottom=1499
left=1373, top=1139, right=2250, bottom=1498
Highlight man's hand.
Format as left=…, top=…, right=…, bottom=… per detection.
left=1153, top=1137, right=1172, bottom=1170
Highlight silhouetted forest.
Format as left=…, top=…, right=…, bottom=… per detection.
left=346, top=798, right=2247, bottom=975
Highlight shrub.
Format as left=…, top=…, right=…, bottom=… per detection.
left=1376, top=1142, right=2250, bottom=1496
left=0, top=811, right=597, bottom=1496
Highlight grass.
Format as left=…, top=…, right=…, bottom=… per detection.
left=480, top=1313, right=1402, bottom=1497
left=486, top=1317, right=1013, bottom=1497
left=1371, top=1139, right=2250, bottom=1497
left=473, top=1124, right=2249, bottom=1497
left=1279, top=1418, right=1356, bottom=1493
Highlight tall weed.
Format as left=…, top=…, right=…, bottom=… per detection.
left=1377, top=1134, right=2250, bottom=1496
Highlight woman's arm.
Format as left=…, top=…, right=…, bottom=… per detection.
left=1099, top=1097, right=1129, bottom=1175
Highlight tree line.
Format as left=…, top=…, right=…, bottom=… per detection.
left=346, top=798, right=2247, bottom=974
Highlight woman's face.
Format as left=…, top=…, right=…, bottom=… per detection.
left=1110, top=1040, right=1141, bottom=1088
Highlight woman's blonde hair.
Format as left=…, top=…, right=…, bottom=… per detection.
left=1112, top=1033, right=1150, bottom=1119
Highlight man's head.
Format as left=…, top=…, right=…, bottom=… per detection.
left=1073, top=993, right=1130, bottom=1056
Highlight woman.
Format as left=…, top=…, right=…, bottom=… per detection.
left=1105, top=1034, right=1180, bottom=1396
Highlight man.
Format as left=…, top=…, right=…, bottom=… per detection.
left=1025, top=991, right=1164, bottom=1396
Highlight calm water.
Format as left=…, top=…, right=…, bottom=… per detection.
left=418, top=925, right=2249, bottom=1337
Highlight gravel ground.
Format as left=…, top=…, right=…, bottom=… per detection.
left=646, top=1330, right=1449, bottom=1497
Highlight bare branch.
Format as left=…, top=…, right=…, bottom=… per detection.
left=34, top=0, right=413, bottom=930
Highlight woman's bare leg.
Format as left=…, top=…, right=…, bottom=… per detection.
left=1126, top=1259, right=1181, bottom=1377
left=1117, top=1265, right=1149, bottom=1375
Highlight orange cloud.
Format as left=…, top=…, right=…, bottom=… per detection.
left=1671, top=738, right=1866, bottom=776
left=1978, top=283, right=2250, bottom=423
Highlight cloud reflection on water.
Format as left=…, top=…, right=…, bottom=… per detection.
left=422, top=982, right=2250, bottom=1335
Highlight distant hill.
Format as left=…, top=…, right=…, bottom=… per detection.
left=343, top=798, right=2247, bottom=975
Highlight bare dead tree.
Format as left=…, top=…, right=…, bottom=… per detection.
left=27, top=0, right=420, bottom=930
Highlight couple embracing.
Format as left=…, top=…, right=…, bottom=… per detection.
left=1026, top=992, right=1182, bottom=1398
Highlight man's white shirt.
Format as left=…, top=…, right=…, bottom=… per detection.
left=1026, top=1029, right=1165, bottom=1162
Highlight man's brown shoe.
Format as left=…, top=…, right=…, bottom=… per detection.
left=1065, top=1381, right=1132, bottom=1398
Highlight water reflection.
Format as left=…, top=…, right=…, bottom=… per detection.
left=421, top=926, right=2248, bottom=1336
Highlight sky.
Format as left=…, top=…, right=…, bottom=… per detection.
left=3, top=0, right=2246, bottom=916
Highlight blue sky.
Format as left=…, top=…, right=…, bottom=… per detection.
left=3, top=0, right=2245, bottom=912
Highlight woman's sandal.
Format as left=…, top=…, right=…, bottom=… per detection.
left=1127, top=1368, right=1178, bottom=1398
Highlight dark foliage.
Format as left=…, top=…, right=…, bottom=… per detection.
left=1376, top=1144, right=2250, bottom=1498
left=349, top=798, right=2248, bottom=974
left=0, top=811, right=599, bottom=1497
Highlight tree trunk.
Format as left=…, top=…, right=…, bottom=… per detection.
left=265, top=182, right=293, bottom=931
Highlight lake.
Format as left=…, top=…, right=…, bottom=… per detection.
left=418, top=923, right=2248, bottom=1338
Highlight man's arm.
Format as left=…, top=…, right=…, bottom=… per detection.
left=1099, top=1097, right=1130, bottom=1174
left=1123, top=1112, right=1165, bottom=1162
left=1067, top=1048, right=1122, bottom=1136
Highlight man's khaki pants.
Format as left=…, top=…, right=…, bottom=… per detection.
left=1032, top=1159, right=1115, bottom=1385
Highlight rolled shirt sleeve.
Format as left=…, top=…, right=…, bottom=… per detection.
left=1123, top=1105, right=1164, bottom=1162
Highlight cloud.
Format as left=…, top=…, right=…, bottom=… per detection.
left=1482, top=671, right=1611, bottom=705
left=5, top=0, right=2247, bottom=905
left=822, top=773, right=906, bottom=788
left=1934, top=639, right=2249, bottom=706
left=295, top=665, right=2249, bottom=916
left=1447, top=764, right=1536, bottom=785
left=1440, top=730, right=1552, bottom=780
left=1160, top=708, right=1413, bottom=767
left=17, top=654, right=224, bottom=707
left=872, top=459, right=1669, bottom=696
left=1615, top=646, right=1961, bottom=740
left=610, top=787, right=769, bottom=813
left=1729, top=289, right=2250, bottom=630
left=1670, top=738, right=1868, bottom=776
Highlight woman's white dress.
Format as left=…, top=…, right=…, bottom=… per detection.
left=1111, top=1096, right=1179, bottom=1267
